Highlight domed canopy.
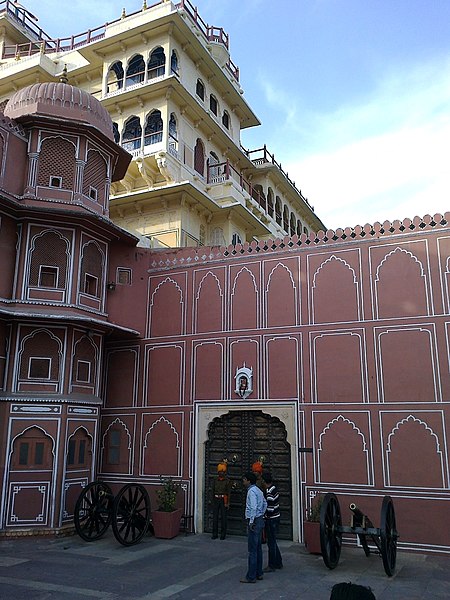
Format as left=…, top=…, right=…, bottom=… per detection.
left=4, top=82, right=113, bottom=140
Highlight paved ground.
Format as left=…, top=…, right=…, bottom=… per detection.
left=0, top=531, right=449, bottom=599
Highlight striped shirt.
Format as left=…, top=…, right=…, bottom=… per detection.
left=265, top=483, right=280, bottom=519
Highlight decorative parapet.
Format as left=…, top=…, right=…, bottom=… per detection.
left=148, top=213, right=450, bottom=272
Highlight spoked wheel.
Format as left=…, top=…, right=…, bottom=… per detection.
left=320, top=493, right=342, bottom=569
left=380, top=495, right=398, bottom=576
left=112, top=483, right=151, bottom=546
left=74, top=481, right=113, bottom=541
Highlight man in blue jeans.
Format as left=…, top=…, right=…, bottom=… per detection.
left=262, top=471, right=283, bottom=571
left=240, top=472, right=267, bottom=584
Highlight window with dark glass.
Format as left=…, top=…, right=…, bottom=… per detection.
left=19, top=442, right=29, bottom=466
left=107, top=429, right=121, bottom=465
left=144, top=110, right=163, bottom=146
left=222, top=111, right=230, bottom=129
left=49, top=176, right=62, bottom=188
left=196, top=79, right=205, bottom=100
left=39, top=266, right=58, bottom=288
left=125, top=54, right=145, bottom=86
left=170, top=50, right=179, bottom=75
left=84, top=273, right=98, bottom=297
left=107, top=61, right=124, bottom=92
left=29, top=357, right=51, bottom=379
left=112, top=122, right=120, bottom=144
left=122, top=116, right=142, bottom=152
left=148, top=47, right=165, bottom=79
left=35, top=442, right=44, bottom=465
left=68, top=439, right=76, bottom=465
left=210, top=94, right=218, bottom=115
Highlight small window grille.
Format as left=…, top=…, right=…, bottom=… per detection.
left=117, top=268, right=132, bottom=285
left=76, top=360, right=91, bottom=383
left=84, top=274, right=98, bottom=297
left=232, top=233, right=242, bottom=245
left=39, top=266, right=58, bottom=288
left=29, top=357, right=51, bottom=379
left=49, top=176, right=62, bottom=188
left=88, top=186, right=98, bottom=201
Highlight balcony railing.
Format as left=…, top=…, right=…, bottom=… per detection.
left=1, top=0, right=239, bottom=80
left=246, top=145, right=314, bottom=210
left=207, top=159, right=276, bottom=219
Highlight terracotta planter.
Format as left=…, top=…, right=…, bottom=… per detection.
left=303, top=520, right=322, bottom=554
left=152, top=508, right=183, bottom=539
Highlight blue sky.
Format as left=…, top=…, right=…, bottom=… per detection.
left=20, top=0, right=450, bottom=230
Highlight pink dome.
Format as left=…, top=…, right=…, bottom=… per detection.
left=4, top=82, right=113, bottom=140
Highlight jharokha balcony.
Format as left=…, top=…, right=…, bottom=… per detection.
left=0, top=0, right=240, bottom=81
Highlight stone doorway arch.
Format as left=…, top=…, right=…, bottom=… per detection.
left=195, top=402, right=301, bottom=540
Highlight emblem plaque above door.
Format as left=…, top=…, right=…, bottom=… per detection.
left=235, top=364, right=253, bottom=399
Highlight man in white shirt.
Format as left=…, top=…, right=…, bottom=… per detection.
left=240, top=472, right=267, bottom=583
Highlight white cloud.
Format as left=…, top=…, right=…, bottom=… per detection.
left=283, top=58, right=450, bottom=229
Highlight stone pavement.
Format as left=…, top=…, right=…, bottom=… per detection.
left=0, top=532, right=449, bottom=599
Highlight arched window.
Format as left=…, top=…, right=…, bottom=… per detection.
left=303, top=226, right=309, bottom=235
left=209, top=151, right=220, bottom=179
left=144, top=110, right=163, bottom=146
left=168, top=113, right=178, bottom=154
left=283, top=205, right=289, bottom=232
left=210, top=94, right=218, bottom=116
left=12, top=427, right=53, bottom=470
left=196, top=79, right=205, bottom=101
left=296, top=219, right=302, bottom=237
left=112, top=122, right=120, bottom=144
left=171, top=50, right=179, bottom=75
left=148, top=47, right=165, bottom=79
left=107, top=61, right=124, bottom=93
left=80, top=241, right=104, bottom=298
left=267, top=188, right=274, bottom=217
left=252, top=184, right=266, bottom=210
left=222, top=110, right=230, bottom=129
left=232, top=233, right=242, bottom=245
left=290, top=212, right=296, bottom=236
left=29, top=230, right=69, bottom=290
left=275, top=196, right=282, bottom=225
left=67, top=428, right=91, bottom=468
left=194, top=138, right=205, bottom=176
left=126, top=54, right=145, bottom=87
left=122, top=116, right=142, bottom=151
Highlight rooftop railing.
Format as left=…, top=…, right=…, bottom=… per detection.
left=246, top=144, right=314, bottom=210
left=0, top=0, right=239, bottom=80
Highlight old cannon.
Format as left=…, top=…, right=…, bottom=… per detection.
left=320, top=493, right=399, bottom=576
left=74, top=481, right=152, bottom=546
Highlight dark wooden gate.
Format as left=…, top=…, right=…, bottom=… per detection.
left=204, top=410, right=292, bottom=539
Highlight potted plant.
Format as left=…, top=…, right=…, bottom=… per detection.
left=303, top=494, right=323, bottom=554
left=151, top=477, right=183, bottom=539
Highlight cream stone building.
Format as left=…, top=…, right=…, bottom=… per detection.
left=0, top=0, right=325, bottom=248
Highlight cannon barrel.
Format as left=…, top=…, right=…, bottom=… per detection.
left=349, top=503, right=365, bottom=518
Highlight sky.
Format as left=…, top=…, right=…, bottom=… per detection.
left=18, top=0, right=450, bottom=231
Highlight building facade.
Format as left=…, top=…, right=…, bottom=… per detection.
left=0, top=0, right=449, bottom=556
left=0, top=0, right=325, bottom=249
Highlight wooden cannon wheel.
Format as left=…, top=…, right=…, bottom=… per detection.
left=380, top=495, right=398, bottom=577
left=74, top=481, right=113, bottom=542
left=320, top=492, right=343, bottom=569
left=111, top=483, right=151, bottom=546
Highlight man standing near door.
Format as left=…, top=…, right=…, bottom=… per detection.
left=240, top=472, right=267, bottom=584
left=262, top=471, right=283, bottom=571
left=211, top=462, right=231, bottom=540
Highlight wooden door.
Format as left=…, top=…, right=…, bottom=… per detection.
left=204, top=410, right=292, bottom=538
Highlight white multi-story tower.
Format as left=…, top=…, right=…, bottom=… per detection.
left=0, top=0, right=325, bottom=247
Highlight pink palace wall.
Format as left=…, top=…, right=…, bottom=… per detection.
left=102, top=217, right=450, bottom=553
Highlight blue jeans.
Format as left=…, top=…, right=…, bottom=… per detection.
left=246, top=515, right=264, bottom=581
left=265, top=517, right=283, bottom=568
